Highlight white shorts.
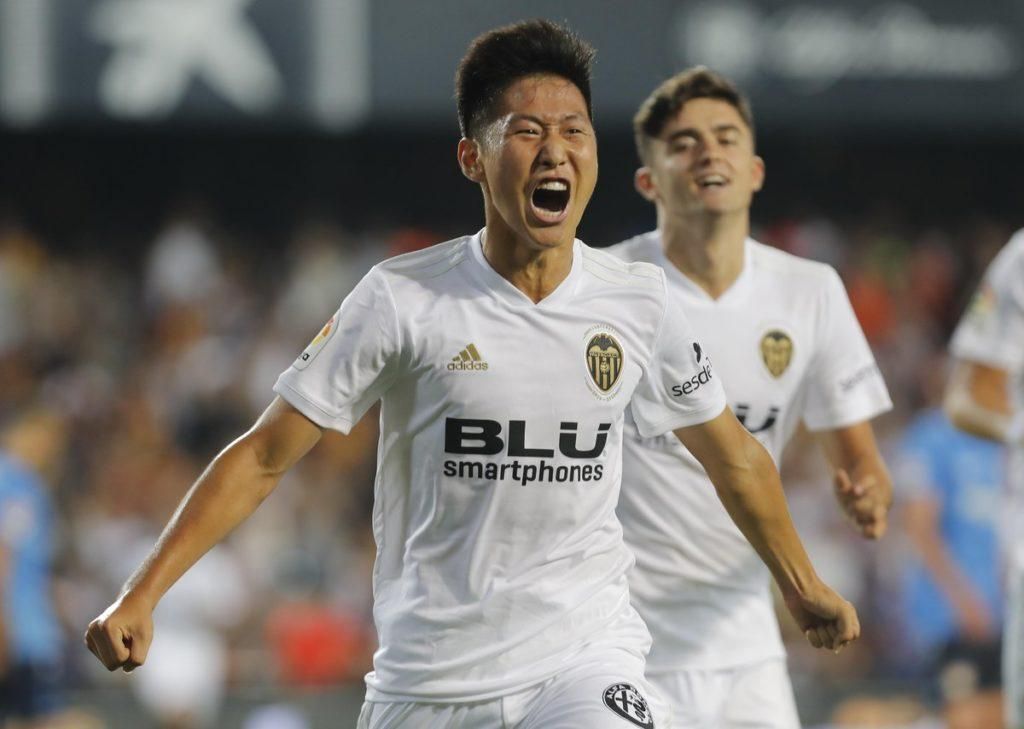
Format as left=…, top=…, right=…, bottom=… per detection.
left=648, top=658, right=799, bottom=729
left=1006, top=544, right=1024, bottom=729
left=357, top=648, right=669, bottom=729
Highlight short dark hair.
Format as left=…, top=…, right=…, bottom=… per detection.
left=633, top=66, right=755, bottom=161
left=455, top=19, right=595, bottom=139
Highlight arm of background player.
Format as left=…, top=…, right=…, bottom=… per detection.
left=816, top=421, right=892, bottom=540
left=902, top=492, right=994, bottom=642
left=674, top=407, right=859, bottom=652
left=944, top=359, right=1015, bottom=443
left=85, top=396, right=322, bottom=672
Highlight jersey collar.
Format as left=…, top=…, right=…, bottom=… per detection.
left=468, top=229, right=584, bottom=309
left=647, top=232, right=756, bottom=307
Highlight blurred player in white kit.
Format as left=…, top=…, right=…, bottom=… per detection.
left=84, top=25, right=860, bottom=729
left=607, top=68, right=894, bottom=728
left=945, top=229, right=1024, bottom=729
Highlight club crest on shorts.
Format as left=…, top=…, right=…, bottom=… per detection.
left=603, top=683, right=654, bottom=728
left=586, top=332, right=624, bottom=393
left=294, top=314, right=336, bottom=370
left=760, top=329, right=794, bottom=378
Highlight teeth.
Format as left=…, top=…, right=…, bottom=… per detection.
left=699, top=175, right=727, bottom=187
left=537, top=180, right=568, bottom=191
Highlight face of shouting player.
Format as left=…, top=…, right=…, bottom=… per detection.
left=636, top=97, right=764, bottom=222
left=459, top=74, right=598, bottom=253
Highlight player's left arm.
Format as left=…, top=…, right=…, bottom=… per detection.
left=816, top=421, right=893, bottom=540
left=675, top=409, right=859, bottom=652
left=802, top=267, right=893, bottom=539
left=944, top=359, right=1019, bottom=445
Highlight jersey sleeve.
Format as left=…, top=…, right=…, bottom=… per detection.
left=274, top=267, right=401, bottom=434
left=630, top=279, right=728, bottom=437
left=803, top=268, right=893, bottom=431
left=950, top=232, right=1024, bottom=372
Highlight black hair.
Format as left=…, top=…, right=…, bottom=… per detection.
left=455, top=19, right=595, bottom=139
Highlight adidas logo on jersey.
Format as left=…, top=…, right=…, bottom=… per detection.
left=448, top=343, right=488, bottom=371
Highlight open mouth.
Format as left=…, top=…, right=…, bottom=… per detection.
left=529, top=179, right=571, bottom=222
left=697, top=174, right=729, bottom=190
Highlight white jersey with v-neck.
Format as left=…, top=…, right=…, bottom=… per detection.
left=274, top=231, right=727, bottom=701
left=609, top=231, right=891, bottom=671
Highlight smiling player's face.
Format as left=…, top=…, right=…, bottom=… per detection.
left=468, top=74, right=598, bottom=252
left=640, top=98, right=763, bottom=220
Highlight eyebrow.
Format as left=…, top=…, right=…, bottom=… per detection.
left=509, top=112, right=588, bottom=125
left=665, top=123, right=742, bottom=142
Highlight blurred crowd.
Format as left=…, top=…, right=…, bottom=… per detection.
left=0, top=203, right=1015, bottom=728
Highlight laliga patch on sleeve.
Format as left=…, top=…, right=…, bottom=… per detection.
left=966, top=283, right=996, bottom=323
left=603, top=683, right=655, bottom=728
left=293, top=314, right=336, bottom=371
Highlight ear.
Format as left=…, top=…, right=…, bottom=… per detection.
left=457, top=138, right=485, bottom=183
left=634, top=166, right=659, bottom=203
left=751, top=155, right=766, bottom=193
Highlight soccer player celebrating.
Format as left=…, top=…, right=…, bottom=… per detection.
left=607, top=68, right=893, bottom=728
left=86, top=25, right=858, bottom=728
left=944, top=230, right=1024, bottom=729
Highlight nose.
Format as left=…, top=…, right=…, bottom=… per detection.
left=536, top=133, right=569, bottom=169
left=697, top=138, right=722, bottom=166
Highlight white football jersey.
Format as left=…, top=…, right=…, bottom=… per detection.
left=950, top=228, right=1024, bottom=542
left=608, top=232, right=892, bottom=671
left=274, top=232, right=727, bottom=701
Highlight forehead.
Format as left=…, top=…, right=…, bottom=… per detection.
left=494, top=74, right=589, bottom=122
left=661, top=97, right=750, bottom=136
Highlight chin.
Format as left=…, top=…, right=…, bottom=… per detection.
left=523, top=231, right=566, bottom=251
left=518, top=216, right=573, bottom=249
left=690, top=202, right=735, bottom=217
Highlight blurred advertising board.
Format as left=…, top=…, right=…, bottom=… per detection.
left=0, top=0, right=1021, bottom=131
left=0, top=0, right=370, bottom=128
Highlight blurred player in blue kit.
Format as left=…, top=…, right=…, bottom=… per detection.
left=898, top=398, right=1003, bottom=728
left=0, top=410, right=67, bottom=727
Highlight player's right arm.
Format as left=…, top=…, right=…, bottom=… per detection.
left=945, top=232, right=1024, bottom=444
left=84, top=397, right=322, bottom=672
left=673, top=409, right=859, bottom=652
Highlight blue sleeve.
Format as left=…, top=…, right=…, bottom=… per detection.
left=896, top=418, right=947, bottom=504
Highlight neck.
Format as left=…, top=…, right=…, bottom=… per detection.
left=657, top=208, right=749, bottom=299
left=482, top=209, right=575, bottom=304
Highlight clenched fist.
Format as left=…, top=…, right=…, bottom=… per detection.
left=84, top=594, right=154, bottom=673
left=783, top=582, right=860, bottom=653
